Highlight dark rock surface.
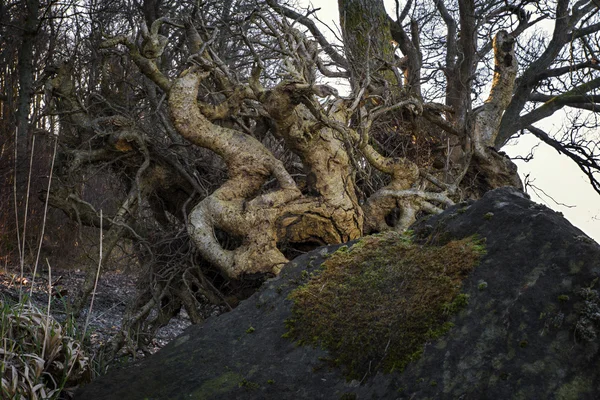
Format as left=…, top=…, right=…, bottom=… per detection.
left=76, top=187, right=600, bottom=399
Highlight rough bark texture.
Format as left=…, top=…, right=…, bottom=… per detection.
left=15, top=0, right=39, bottom=154
left=37, top=0, right=537, bottom=285
left=463, top=30, right=522, bottom=198
left=471, top=30, right=517, bottom=156
left=76, top=188, right=600, bottom=399
left=168, top=68, right=363, bottom=278
left=338, top=0, right=400, bottom=94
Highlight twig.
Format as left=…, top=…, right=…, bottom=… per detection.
left=13, top=125, right=23, bottom=299
left=19, top=135, right=36, bottom=298
left=523, top=174, right=575, bottom=208
left=84, top=209, right=103, bottom=339
left=90, top=300, right=126, bottom=322
left=29, top=136, right=58, bottom=299
left=42, top=258, right=52, bottom=359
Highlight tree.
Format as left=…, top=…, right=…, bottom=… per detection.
left=4, top=0, right=599, bottom=352
left=0, top=0, right=69, bottom=271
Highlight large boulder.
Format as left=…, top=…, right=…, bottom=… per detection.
left=76, top=187, right=600, bottom=399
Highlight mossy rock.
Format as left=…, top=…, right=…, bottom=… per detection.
left=285, top=232, right=484, bottom=379
left=77, top=188, right=600, bottom=400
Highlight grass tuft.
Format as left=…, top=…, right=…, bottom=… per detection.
left=1, top=299, right=91, bottom=399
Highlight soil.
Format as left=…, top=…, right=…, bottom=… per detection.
left=0, top=264, right=207, bottom=360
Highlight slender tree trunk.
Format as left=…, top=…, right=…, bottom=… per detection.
left=15, top=0, right=39, bottom=179
left=9, top=0, right=39, bottom=260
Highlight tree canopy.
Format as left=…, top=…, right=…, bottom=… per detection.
left=1, top=0, right=599, bottom=354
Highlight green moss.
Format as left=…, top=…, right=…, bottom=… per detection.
left=245, top=326, right=255, bottom=334
left=336, top=245, right=349, bottom=253
left=190, top=371, right=243, bottom=399
left=556, top=376, right=593, bottom=400
left=238, top=379, right=260, bottom=390
left=557, top=295, right=569, bottom=302
left=443, top=294, right=470, bottom=314
left=484, top=212, right=494, bottom=220
left=284, top=232, right=484, bottom=380
left=568, top=261, right=583, bottom=275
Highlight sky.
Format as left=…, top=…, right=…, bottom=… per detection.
left=298, top=0, right=600, bottom=242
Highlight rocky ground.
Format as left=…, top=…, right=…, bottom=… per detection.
left=0, top=265, right=198, bottom=361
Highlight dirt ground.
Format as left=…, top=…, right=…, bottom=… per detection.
left=0, top=264, right=198, bottom=361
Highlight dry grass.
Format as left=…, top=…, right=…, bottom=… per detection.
left=1, top=301, right=91, bottom=399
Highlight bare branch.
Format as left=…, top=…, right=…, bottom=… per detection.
left=395, top=0, right=412, bottom=23
left=99, top=35, right=171, bottom=92
left=526, top=125, right=600, bottom=195
left=573, top=21, right=600, bottom=39
left=471, top=30, right=517, bottom=155
left=515, top=76, right=600, bottom=131
left=497, top=0, right=597, bottom=146
left=422, top=111, right=462, bottom=137
left=388, top=11, right=422, bottom=94
left=523, top=173, right=576, bottom=208
left=265, top=0, right=348, bottom=68
left=535, top=61, right=600, bottom=80
left=433, top=0, right=458, bottom=70
left=373, top=188, right=454, bottom=206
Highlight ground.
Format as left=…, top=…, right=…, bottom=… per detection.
left=0, top=264, right=207, bottom=362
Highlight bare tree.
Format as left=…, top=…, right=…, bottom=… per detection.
left=0, top=0, right=71, bottom=264
left=3, top=0, right=599, bottom=354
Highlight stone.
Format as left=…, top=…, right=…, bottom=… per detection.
left=76, top=187, right=600, bottom=399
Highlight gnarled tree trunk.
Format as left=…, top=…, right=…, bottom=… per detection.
left=169, top=62, right=364, bottom=278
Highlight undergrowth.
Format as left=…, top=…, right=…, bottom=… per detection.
left=285, top=231, right=485, bottom=380
left=1, top=298, right=91, bottom=399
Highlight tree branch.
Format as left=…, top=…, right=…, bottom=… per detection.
left=514, top=76, right=600, bottom=131
left=471, top=30, right=517, bottom=154
left=373, top=188, right=454, bottom=206
left=395, top=0, right=412, bottom=23
left=529, top=91, right=600, bottom=104
left=422, top=110, right=462, bottom=137
left=388, top=14, right=422, bottom=94
left=534, top=61, right=600, bottom=80
left=573, top=21, right=600, bottom=39
left=265, top=0, right=348, bottom=68
left=496, top=0, right=577, bottom=146
left=434, top=0, right=458, bottom=70
left=526, top=125, right=600, bottom=194
left=479, top=10, right=543, bottom=58
left=99, top=35, right=171, bottom=92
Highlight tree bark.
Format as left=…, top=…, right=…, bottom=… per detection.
left=14, top=0, right=39, bottom=194
left=168, top=68, right=364, bottom=278
left=338, top=0, right=401, bottom=96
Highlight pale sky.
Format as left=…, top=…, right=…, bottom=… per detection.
left=299, top=0, right=600, bottom=242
